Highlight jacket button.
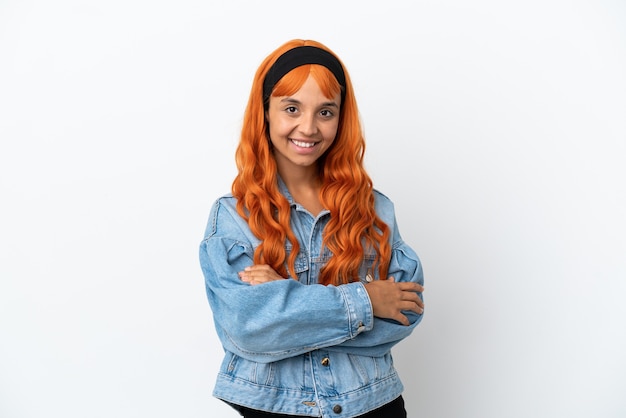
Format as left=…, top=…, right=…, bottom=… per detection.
left=333, top=404, right=342, bottom=414
left=321, top=357, right=330, bottom=366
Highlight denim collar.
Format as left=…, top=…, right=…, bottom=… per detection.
left=276, top=174, right=330, bottom=218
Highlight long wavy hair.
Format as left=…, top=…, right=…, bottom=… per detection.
left=231, top=39, right=391, bottom=286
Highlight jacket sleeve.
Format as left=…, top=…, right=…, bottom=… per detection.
left=199, top=198, right=375, bottom=363
left=326, top=239, right=425, bottom=357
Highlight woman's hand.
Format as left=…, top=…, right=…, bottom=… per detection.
left=239, top=264, right=286, bottom=285
left=364, top=277, right=424, bottom=326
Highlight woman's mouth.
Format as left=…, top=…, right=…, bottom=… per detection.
left=290, top=139, right=316, bottom=148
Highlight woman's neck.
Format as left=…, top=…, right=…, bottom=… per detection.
left=278, top=167, right=324, bottom=216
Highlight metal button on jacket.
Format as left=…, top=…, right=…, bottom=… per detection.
left=333, top=404, right=342, bottom=414
left=321, top=357, right=330, bottom=366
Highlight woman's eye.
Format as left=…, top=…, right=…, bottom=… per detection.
left=285, top=106, right=297, bottom=113
left=320, top=109, right=334, bottom=117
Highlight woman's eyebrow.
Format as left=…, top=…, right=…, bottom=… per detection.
left=320, top=101, right=339, bottom=108
left=279, top=97, right=339, bottom=108
left=279, top=97, right=302, bottom=104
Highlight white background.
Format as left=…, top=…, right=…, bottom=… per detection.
left=1, top=1, right=625, bottom=417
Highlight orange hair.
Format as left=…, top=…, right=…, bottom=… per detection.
left=231, top=39, right=391, bottom=285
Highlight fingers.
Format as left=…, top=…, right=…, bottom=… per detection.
left=395, top=281, right=425, bottom=293
left=388, top=276, right=425, bottom=313
left=239, top=264, right=285, bottom=285
left=403, top=300, right=424, bottom=315
left=393, top=313, right=410, bottom=327
left=366, top=276, right=425, bottom=323
left=400, top=291, right=424, bottom=312
left=388, top=276, right=424, bottom=293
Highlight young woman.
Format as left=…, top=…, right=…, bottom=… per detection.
left=199, top=39, right=425, bottom=418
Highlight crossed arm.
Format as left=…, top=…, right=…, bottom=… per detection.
left=239, top=264, right=424, bottom=326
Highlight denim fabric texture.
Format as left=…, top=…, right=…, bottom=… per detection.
left=199, top=180, right=424, bottom=418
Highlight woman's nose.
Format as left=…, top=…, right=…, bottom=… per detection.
left=298, top=113, right=318, bottom=136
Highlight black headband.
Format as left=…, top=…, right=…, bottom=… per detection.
left=262, top=46, right=346, bottom=103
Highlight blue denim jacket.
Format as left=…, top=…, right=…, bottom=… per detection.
left=199, top=180, right=424, bottom=418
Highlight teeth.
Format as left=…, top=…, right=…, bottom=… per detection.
left=291, top=139, right=315, bottom=148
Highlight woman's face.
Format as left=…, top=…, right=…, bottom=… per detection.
left=266, top=75, right=341, bottom=177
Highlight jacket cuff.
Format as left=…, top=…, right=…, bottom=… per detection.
left=339, top=282, right=373, bottom=338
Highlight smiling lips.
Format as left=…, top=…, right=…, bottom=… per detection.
left=291, top=139, right=317, bottom=148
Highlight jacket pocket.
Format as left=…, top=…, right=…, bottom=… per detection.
left=286, top=244, right=309, bottom=282
left=221, top=351, right=276, bottom=386
left=347, top=353, right=395, bottom=384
